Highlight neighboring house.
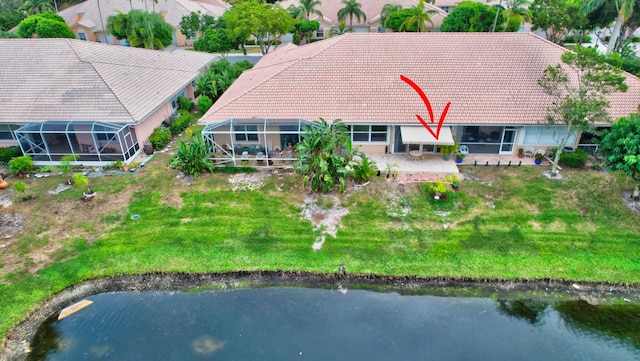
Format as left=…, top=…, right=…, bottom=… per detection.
left=57, top=0, right=228, bottom=46
left=279, top=0, right=448, bottom=41
left=0, top=39, right=216, bottom=165
left=199, top=32, right=640, bottom=165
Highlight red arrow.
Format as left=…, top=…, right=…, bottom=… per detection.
left=400, top=75, right=451, bottom=140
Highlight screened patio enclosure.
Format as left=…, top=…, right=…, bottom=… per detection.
left=202, top=118, right=315, bottom=166
left=15, top=121, right=140, bottom=164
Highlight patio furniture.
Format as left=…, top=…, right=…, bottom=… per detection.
left=535, top=149, right=546, bottom=158
left=409, top=150, right=423, bottom=161
left=458, top=145, right=469, bottom=155
left=524, top=147, right=535, bottom=158
left=241, top=151, right=249, bottom=161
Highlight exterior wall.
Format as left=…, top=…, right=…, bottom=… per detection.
left=174, top=27, right=189, bottom=47
left=132, top=101, right=172, bottom=147
left=354, top=144, right=387, bottom=154
left=185, top=83, right=195, bottom=99
left=0, top=140, right=19, bottom=147
left=73, top=25, right=98, bottom=42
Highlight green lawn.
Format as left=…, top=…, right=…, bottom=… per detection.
left=1, top=150, right=640, bottom=341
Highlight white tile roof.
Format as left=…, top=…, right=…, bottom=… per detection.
left=200, top=33, right=640, bottom=126
left=0, top=39, right=216, bottom=123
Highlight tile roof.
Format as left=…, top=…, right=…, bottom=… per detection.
left=58, top=0, right=228, bottom=32
left=279, top=0, right=448, bottom=27
left=200, top=33, right=640, bottom=126
left=0, top=39, right=216, bottom=123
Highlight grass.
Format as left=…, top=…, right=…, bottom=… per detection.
left=1, top=151, right=640, bottom=342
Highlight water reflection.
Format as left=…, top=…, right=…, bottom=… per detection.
left=28, top=288, right=640, bottom=361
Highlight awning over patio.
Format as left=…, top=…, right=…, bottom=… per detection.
left=400, top=126, right=455, bottom=145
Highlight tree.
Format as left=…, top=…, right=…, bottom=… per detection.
left=169, top=135, right=215, bottom=180
left=293, top=19, right=319, bottom=44
left=399, top=0, right=438, bottom=32
left=18, top=0, right=53, bottom=15
left=582, top=0, right=635, bottom=54
left=194, top=28, right=235, bottom=55
left=224, top=0, right=295, bottom=55
left=294, top=118, right=354, bottom=193
left=531, top=0, right=590, bottom=44
left=380, top=3, right=402, bottom=29
left=337, top=0, right=366, bottom=29
left=300, top=0, right=323, bottom=19
left=329, top=21, right=351, bottom=36
left=16, top=12, right=74, bottom=38
left=538, top=46, right=628, bottom=176
left=440, top=1, right=504, bottom=32
left=385, top=8, right=415, bottom=31
left=180, top=11, right=201, bottom=39
left=493, top=0, right=531, bottom=32
left=106, top=9, right=172, bottom=49
left=195, top=58, right=253, bottom=101
left=600, top=114, right=640, bottom=197
left=0, top=10, right=25, bottom=31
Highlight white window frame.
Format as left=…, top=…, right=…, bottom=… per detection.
left=234, top=125, right=259, bottom=142
left=520, top=125, right=577, bottom=146
left=315, top=29, right=325, bottom=38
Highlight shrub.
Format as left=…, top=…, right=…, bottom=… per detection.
left=148, top=126, right=172, bottom=150
left=621, top=57, right=640, bottom=76
left=177, top=95, right=194, bottom=111
left=169, top=110, right=191, bottom=135
left=0, top=146, right=22, bottom=163
left=8, top=155, right=33, bottom=176
left=213, top=165, right=257, bottom=174
left=563, top=35, right=592, bottom=43
left=72, top=173, right=90, bottom=192
left=351, top=156, right=378, bottom=183
left=168, top=135, right=214, bottom=180
left=198, top=95, right=213, bottom=114
left=560, top=149, right=589, bottom=168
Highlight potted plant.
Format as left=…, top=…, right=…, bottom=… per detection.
left=385, top=162, right=399, bottom=180
left=446, top=174, right=460, bottom=190
left=517, top=148, right=524, bottom=158
left=455, top=153, right=465, bottom=164
left=535, top=152, right=544, bottom=165
left=72, top=173, right=96, bottom=200
left=429, top=180, right=448, bottom=200
left=440, top=143, right=458, bottom=161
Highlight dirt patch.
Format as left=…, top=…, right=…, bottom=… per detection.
left=0, top=213, right=24, bottom=242
left=622, top=191, right=640, bottom=215
left=228, top=172, right=267, bottom=192
left=3, top=271, right=640, bottom=361
left=301, top=194, right=349, bottom=250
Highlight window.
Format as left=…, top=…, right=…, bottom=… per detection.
left=522, top=126, right=577, bottom=145
left=315, top=29, right=324, bottom=38
left=78, top=32, right=87, bottom=41
left=234, top=125, right=259, bottom=142
left=348, top=125, right=387, bottom=142
left=440, top=6, right=451, bottom=12
left=0, top=124, right=19, bottom=140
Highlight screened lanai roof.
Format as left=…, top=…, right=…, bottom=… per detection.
left=16, top=121, right=131, bottom=133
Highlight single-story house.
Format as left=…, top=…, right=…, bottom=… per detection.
left=57, top=0, right=228, bottom=46
left=279, top=0, right=448, bottom=41
left=0, top=38, right=216, bottom=165
left=199, top=32, right=640, bottom=166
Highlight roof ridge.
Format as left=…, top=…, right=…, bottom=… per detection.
left=211, top=59, right=299, bottom=112
left=212, top=35, right=350, bottom=112
left=67, top=40, right=136, bottom=121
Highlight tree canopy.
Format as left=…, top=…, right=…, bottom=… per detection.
left=530, top=0, right=590, bottom=44
left=179, top=11, right=216, bottom=39
left=380, top=3, right=402, bottom=29
left=106, top=9, right=172, bottom=49
left=600, top=114, right=640, bottom=191
left=16, top=11, right=74, bottom=38
left=399, top=0, right=437, bottom=32
left=538, top=46, right=628, bottom=175
left=224, top=0, right=295, bottom=55
left=195, top=58, right=254, bottom=102
left=582, top=0, right=634, bottom=54
left=292, top=19, right=319, bottom=44
left=193, top=28, right=235, bottom=55
left=440, top=1, right=504, bottom=32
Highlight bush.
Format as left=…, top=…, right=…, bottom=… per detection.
left=8, top=155, right=33, bottom=176
left=621, top=57, right=640, bottom=76
left=0, top=146, right=22, bottom=163
left=560, top=149, right=589, bottom=168
left=169, top=110, right=191, bottom=135
left=213, top=165, right=257, bottom=173
left=198, top=95, right=213, bottom=114
left=168, top=135, right=214, bottom=180
left=148, top=126, right=172, bottom=150
left=177, top=96, right=194, bottom=111
left=563, top=35, right=592, bottom=43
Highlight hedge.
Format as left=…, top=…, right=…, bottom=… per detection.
left=149, top=126, right=172, bottom=150
left=0, top=146, right=22, bottom=163
left=169, top=110, right=191, bottom=135
left=560, top=149, right=589, bottom=168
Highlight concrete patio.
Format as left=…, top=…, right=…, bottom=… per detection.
left=369, top=153, right=543, bottom=183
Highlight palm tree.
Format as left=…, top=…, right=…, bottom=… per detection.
left=329, top=21, right=351, bottom=36
left=380, top=3, right=402, bottom=30
left=582, top=0, right=634, bottom=53
left=501, top=0, right=531, bottom=31
left=18, top=0, right=54, bottom=14
left=399, top=0, right=437, bottom=32
left=337, top=0, right=366, bottom=29
left=300, top=0, right=323, bottom=19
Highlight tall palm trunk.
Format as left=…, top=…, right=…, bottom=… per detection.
left=96, top=0, right=106, bottom=42
left=607, top=12, right=624, bottom=54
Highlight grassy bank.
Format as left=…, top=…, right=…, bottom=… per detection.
left=1, top=149, right=640, bottom=341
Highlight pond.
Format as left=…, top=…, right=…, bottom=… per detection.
left=28, top=287, right=640, bottom=360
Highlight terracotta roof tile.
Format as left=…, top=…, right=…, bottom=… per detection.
left=201, top=33, right=640, bottom=126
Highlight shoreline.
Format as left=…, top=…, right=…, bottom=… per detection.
left=3, top=271, right=640, bottom=360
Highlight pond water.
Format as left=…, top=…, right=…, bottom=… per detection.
left=28, top=287, right=640, bottom=360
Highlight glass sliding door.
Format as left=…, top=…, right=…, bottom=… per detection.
left=499, top=127, right=516, bottom=154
